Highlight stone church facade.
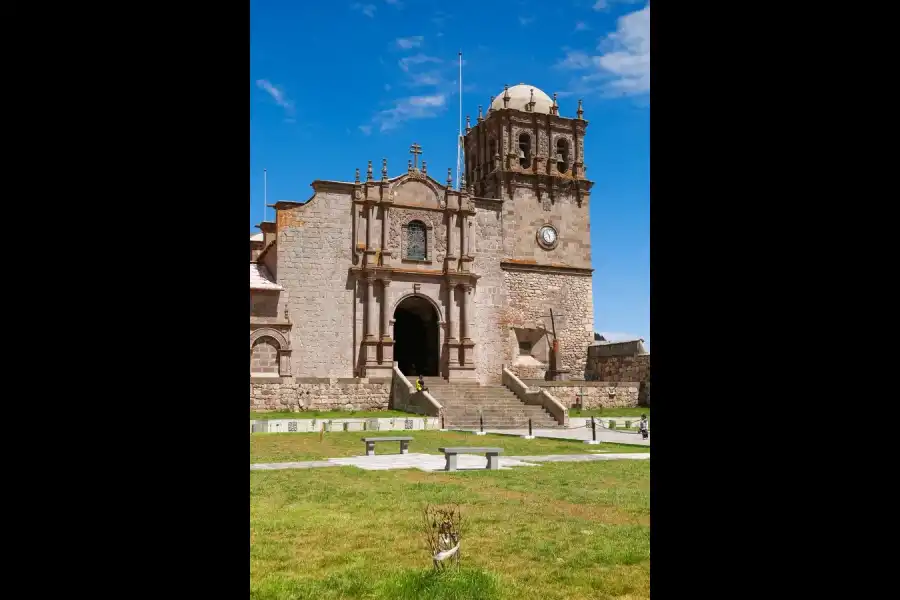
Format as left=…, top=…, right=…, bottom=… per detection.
left=250, top=84, right=597, bottom=410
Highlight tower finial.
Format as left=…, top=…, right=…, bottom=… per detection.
left=447, top=167, right=453, bottom=188
left=551, top=93, right=559, bottom=116
left=503, top=84, right=510, bottom=108
left=381, top=158, right=388, bottom=181
left=466, top=114, right=471, bottom=133
left=408, top=159, right=413, bottom=173
left=366, top=160, right=373, bottom=181
left=488, top=96, right=494, bottom=115
left=355, top=167, right=360, bottom=184
left=577, top=98, right=584, bottom=120
left=422, top=160, right=427, bottom=175
left=477, top=105, right=483, bottom=123
left=527, top=88, right=535, bottom=112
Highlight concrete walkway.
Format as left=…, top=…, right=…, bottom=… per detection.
left=250, top=452, right=649, bottom=472
left=453, top=426, right=650, bottom=447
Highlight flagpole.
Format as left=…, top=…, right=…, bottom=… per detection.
left=456, top=51, right=462, bottom=191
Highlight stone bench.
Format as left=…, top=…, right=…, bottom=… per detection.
left=438, top=447, right=504, bottom=472
left=361, top=436, right=414, bottom=456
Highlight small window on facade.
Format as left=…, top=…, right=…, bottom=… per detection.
left=518, top=341, right=533, bottom=356
left=556, top=138, right=570, bottom=173
left=406, top=220, right=427, bottom=260
left=518, top=133, right=531, bottom=169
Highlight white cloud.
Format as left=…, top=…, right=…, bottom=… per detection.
left=351, top=3, right=376, bottom=17
left=255, top=79, right=294, bottom=115
left=555, top=3, right=649, bottom=98
left=596, top=3, right=649, bottom=94
left=398, top=53, right=442, bottom=72
left=519, top=16, right=535, bottom=26
left=396, top=36, right=423, bottom=49
left=575, top=22, right=590, bottom=32
left=385, top=0, right=401, bottom=5
left=556, top=50, right=594, bottom=70
left=593, top=0, right=642, bottom=10
left=359, top=125, right=372, bottom=135
left=373, top=94, right=446, bottom=132
left=384, top=83, right=391, bottom=91
left=409, top=72, right=442, bottom=86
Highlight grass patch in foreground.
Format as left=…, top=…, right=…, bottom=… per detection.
left=570, top=407, right=650, bottom=419
left=251, top=409, right=415, bottom=421
left=250, top=460, right=650, bottom=600
left=250, top=430, right=646, bottom=463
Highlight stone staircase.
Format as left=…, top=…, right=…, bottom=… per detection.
left=422, top=377, right=559, bottom=429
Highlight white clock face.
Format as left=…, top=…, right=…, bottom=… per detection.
left=540, top=226, right=557, bottom=245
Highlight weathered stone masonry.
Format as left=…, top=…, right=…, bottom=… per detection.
left=250, top=84, right=614, bottom=408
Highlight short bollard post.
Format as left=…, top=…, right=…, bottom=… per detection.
left=522, top=417, right=535, bottom=440
left=585, top=415, right=600, bottom=445
left=476, top=411, right=486, bottom=435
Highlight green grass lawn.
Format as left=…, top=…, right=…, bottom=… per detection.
left=251, top=409, right=416, bottom=421
left=250, top=460, right=650, bottom=600
left=250, top=431, right=647, bottom=463
left=569, top=407, right=650, bottom=419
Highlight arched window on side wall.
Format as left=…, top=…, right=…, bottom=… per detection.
left=518, top=133, right=531, bottom=169
left=406, top=220, right=427, bottom=260
left=556, top=138, right=570, bottom=173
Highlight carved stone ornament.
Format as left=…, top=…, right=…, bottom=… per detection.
left=354, top=188, right=363, bottom=200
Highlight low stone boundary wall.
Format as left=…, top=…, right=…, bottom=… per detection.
left=565, top=417, right=648, bottom=430
left=250, top=377, right=391, bottom=411
left=521, top=380, right=641, bottom=409
left=250, top=416, right=440, bottom=434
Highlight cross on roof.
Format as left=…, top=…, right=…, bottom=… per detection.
left=409, top=142, right=423, bottom=169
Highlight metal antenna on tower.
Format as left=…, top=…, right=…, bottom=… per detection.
left=456, top=51, right=462, bottom=192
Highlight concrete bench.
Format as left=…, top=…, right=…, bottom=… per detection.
left=361, top=436, right=414, bottom=456
left=438, top=447, right=504, bottom=472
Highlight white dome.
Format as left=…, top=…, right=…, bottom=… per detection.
left=490, top=84, right=554, bottom=115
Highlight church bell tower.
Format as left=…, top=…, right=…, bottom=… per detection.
left=462, top=83, right=592, bottom=206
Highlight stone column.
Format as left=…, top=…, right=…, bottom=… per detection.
left=365, top=275, right=375, bottom=339
left=381, top=206, right=391, bottom=266
left=446, top=283, right=458, bottom=342
left=365, top=202, right=372, bottom=250
left=464, top=217, right=472, bottom=257
left=448, top=212, right=457, bottom=256
left=380, top=278, right=394, bottom=365
left=459, top=213, right=467, bottom=261
left=460, top=284, right=471, bottom=342
left=380, top=278, right=391, bottom=338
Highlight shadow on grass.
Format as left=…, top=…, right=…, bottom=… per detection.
left=251, top=567, right=502, bottom=600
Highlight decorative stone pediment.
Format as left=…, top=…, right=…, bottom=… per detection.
left=389, top=175, right=446, bottom=210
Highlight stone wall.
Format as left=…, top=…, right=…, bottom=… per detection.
left=471, top=199, right=507, bottom=384
left=522, top=380, right=640, bottom=409
left=585, top=352, right=651, bottom=406
left=502, top=269, right=594, bottom=378
left=277, top=189, right=356, bottom=377
left=250, top=291, right=279, bottom=318
left=250, top=377, right=392, bottom=411
left=502, top=185, right=592, bottom=268
left=251, top=339, right=279, bottom=375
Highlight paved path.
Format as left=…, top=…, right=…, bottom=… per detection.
left=250, top=452, right=649, bottom=472
left=453, top=426, right=650, bottom=446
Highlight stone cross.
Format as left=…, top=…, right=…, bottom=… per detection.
left=409, top=142, right=423, bottom=169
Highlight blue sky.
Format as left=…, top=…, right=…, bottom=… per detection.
left=250, top=0, right=649, bottom=348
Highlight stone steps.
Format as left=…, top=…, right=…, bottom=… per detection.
left=421, top=377, right=558, bottom=428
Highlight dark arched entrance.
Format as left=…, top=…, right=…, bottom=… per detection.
left=394, top=295, right=440, bottom=377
